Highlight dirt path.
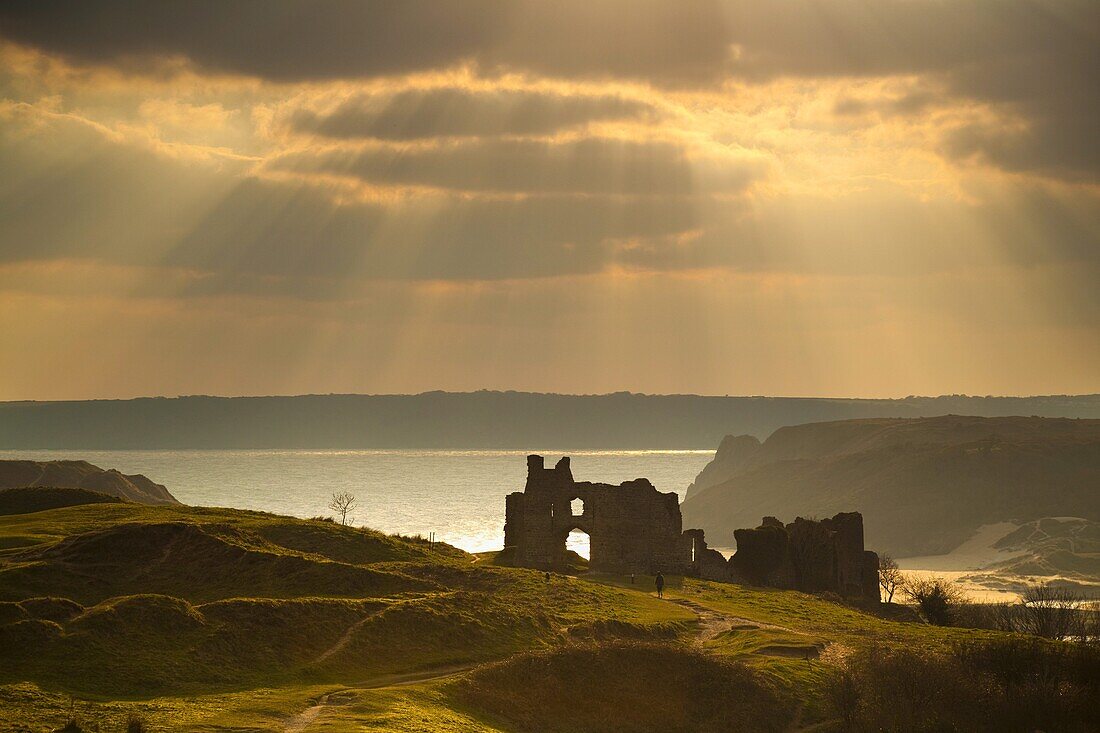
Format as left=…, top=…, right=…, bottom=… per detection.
left=282, top=664, right=475, bottom=732
left=311, top=612, right=379, bottom=666
left=310, top=596, right=449, bottom=666
left=666, top=596, right=799, bottom=642
left=661, top=595, right=848, bottom=733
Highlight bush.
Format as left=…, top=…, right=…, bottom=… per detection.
left=126, top=714, right=149, bottom=733
left=827, top=645, right=982, bottom=732
left=902, top=576, right=966, bottom=625
left=829, top=638, right=1100, bottom=732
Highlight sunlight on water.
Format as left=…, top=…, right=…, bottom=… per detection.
left=0, top=449, right=713, bottom=553
left=566, top=528, right=591, bottom=560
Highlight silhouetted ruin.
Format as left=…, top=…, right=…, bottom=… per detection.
left=725, top=514, right=881, bottom=600
left=505, top=455, right=690, bottom=574
left=504, top=455, right=880, bottom=601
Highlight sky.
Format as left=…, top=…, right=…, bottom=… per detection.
left=0, top=0, right=1097, bottom=400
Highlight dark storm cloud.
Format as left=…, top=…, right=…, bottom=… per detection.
left=941, top=55, right=1100, bottom=182
left=0, top=1, right=505, bottom=81
left=0, top=1, right=737, bottom=85
left=287, top=88, right=661, bottom=141
left=1, top=1, right=1094, bottom=179
left=0, top=1, right=1089, bottom=86
left=272, top=137, right=761, bottom=196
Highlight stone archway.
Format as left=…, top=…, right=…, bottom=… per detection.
left=565, top=526, right=591, bottom=561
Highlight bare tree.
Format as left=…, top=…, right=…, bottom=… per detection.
left=328, top=491, right=357, bottom=526
left=878, top=553, right=905, bottom=603
left=903, top=576, right=967, bottom=626
left=1016, top=582, right=1083, bottom=640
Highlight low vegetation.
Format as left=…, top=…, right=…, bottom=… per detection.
left=1, top=492, right=1095, bottom=731
left=902, top=576, right=968, bottom=626
left=829, top=638, right=1100, bottom=732
left=454, top=642, right=794, bottom=733
left=0, top=486, right=124, bottom=516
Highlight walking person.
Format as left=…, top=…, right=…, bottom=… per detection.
left=655, top=571, right=665, bottom=598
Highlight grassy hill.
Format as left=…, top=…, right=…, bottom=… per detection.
left=0, top=487, right=124, bottom=516
left=682, top=416, right=1100, bottom=558
left=0, top=492, right=1093, bottom=732
left=0, top=498, right=692, bottom=703
left=0, top=460, right=179, bottom=505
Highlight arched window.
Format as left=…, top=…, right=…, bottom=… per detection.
left=570, top=497, right=585, bottom=516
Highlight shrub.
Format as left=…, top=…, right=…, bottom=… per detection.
left=827, top=645, right=982, bottom=732
left=126, top=713, right=149, bottom=733
left=902, top=576, right=966, bottom=625
left=828, top=638, right=1100, bottom=732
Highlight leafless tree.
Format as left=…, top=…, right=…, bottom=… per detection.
left=1016, top=582, right=1084, bottom=640
left=878, top=553, right=905, bottom=603
left=328, top=491, right=357, bottom=526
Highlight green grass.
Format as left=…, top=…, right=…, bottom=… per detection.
left=0, top=503, right=470, bottom=605
left=451, top=642, right=795, bottom=733
left=0, top=502, right=462, bottom=565
left=305, top=682, right=505, bottom=732
left=588, top=572, right=1020, bottom=727
left=0, top=504, right=693, bottom=701
left=0, top=501, right=1040, bottom=731
left=0, top=681, right=321, bottom=732
left=672, top=577, right=1006, bottom=651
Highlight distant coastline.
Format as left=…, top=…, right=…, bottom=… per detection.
left=1, top=391, right=1098, bottom=450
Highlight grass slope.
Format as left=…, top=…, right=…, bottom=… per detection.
left=0, top=500, right=1070, bottom=732
left=454, top=642, right=792, bottom=733
left=0, top=503, right=692, bottom=702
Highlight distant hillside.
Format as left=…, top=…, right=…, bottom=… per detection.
left=0, top=487, right=125, bottom=516
left=680, top=416, right=1100, bottom=558
left=0, top=460, right=179, bottom=505
left=1, top=392, right=1099, bottom=449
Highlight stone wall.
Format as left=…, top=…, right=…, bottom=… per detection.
left=504, top=455, right=691, bottom=574
left=726, top=513, right=879, bottom=601
left=503, top=455, right=880, bottom=602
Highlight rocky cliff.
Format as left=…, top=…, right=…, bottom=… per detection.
left=0, top=460, right=179, bottom=505
left=681, top=416, right=1100, bottom=558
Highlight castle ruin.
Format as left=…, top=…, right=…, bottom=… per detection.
left=504, top=455, right=691, bottom=574
left=504, top=455, right=880, bottom=601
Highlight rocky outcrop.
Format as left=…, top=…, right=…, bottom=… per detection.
left=0, top=460, right=179, bottom=505
left=682, top=416, right=1100, bottom=558
left=685, top=434, right=761, bottom=500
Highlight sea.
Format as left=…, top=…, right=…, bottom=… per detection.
left=0, top=449, right=715, bottom=557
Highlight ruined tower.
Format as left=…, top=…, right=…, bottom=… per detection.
left=504, top=455, right=692, bottom=574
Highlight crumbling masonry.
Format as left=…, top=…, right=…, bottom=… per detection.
left=504, top=455, right=880, bottom=601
